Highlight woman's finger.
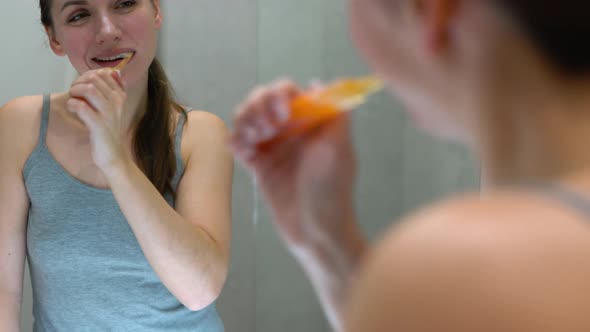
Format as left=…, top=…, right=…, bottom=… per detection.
left=69, top=83, right=109, bottom=115
left=66, top=98, right=101, bottom=132
left=97, top=68, right=125, bottom=92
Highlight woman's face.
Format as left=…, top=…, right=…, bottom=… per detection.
left=46, top=0, right=162, bottom=87
left=348, top=0, right=493, bottom=142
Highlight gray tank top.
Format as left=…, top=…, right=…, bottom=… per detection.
left=531, top=183, right=590, bottom=218
left=23, top=95, right=224, bottom=331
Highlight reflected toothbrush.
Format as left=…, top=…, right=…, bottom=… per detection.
left=113, top=52, right=133, bottom=72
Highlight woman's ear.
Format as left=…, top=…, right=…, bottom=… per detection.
left=418, top=0, right=460, bottom=54
left=45, top=26, right=66, bottom=57
left=153, top=0, right=163, bottom=29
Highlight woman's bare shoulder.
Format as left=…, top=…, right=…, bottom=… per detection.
left=184, top=109, right=227, bottom=134
left=0, top=95, right=46, bottom=168
left=345, top=191, right=590, bottom=331
left=1, top=94, right=44, bottom=118
left=181, top=109, right=228, bottom=155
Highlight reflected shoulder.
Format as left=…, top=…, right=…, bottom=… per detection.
left=0, top=95, right=45, bottom=168
left=182, top=110, right=229, bottom=150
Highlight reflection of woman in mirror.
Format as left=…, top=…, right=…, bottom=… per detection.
left=232, top=0, right=590, bottom=331
left=0, top=0, right=232, bottom=330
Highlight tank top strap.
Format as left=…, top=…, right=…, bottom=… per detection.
left=171, top=107, right=194, bottom=188
left=533, top=182, right=590, bottom=219
left=37, top=94, right=51, bottom=148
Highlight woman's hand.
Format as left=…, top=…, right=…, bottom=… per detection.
left=230, top=79, right=360, bottom=251
left=66, top=68, right=131, bottom=175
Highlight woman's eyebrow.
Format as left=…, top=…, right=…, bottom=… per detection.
left=61, top=0, right=89, bottom=13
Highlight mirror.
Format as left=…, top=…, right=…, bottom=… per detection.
left=1, top=1, right=478, bottom=331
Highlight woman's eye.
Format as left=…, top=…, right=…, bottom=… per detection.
left=117, top=0, right=137, bottom=9
left=68, top=12, right=89, bottom=23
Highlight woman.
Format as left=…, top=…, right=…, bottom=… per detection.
left=231, top=0, right=590, bottom=331
left=0, top=0, right=232, bottom=330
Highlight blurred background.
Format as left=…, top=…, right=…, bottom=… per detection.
left=2, top=1, right=479, bottom=331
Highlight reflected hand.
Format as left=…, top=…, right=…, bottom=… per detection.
left=66, top=68, right=131, bottom=174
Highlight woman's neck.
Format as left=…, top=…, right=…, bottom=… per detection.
left=475, top=77, right=590, bottom=188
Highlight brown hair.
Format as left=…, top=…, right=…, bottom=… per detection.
left=40, top=0, right=185, bottom=199
left=497, top=0, right=590, bottom=76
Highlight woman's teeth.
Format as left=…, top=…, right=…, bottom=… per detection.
left=95, top=52, right=133, bottom=62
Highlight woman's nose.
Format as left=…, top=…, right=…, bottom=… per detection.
left=95, top=14, right=122, bottom=44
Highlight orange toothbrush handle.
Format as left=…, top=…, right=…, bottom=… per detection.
left=290, top=95, right=341, bottom=124
left=256, top=95, right=342, bottom=150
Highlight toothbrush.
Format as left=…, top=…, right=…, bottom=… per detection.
left=294, top=76, right=383, bottom=111
left=111, top=53, right=133, bottom=88
left=113, top=53, right=133, bottom=72
left=260, top=76, right=383, bottom=145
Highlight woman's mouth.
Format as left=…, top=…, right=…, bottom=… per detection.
left=92, top=51, right=135, bottom=68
